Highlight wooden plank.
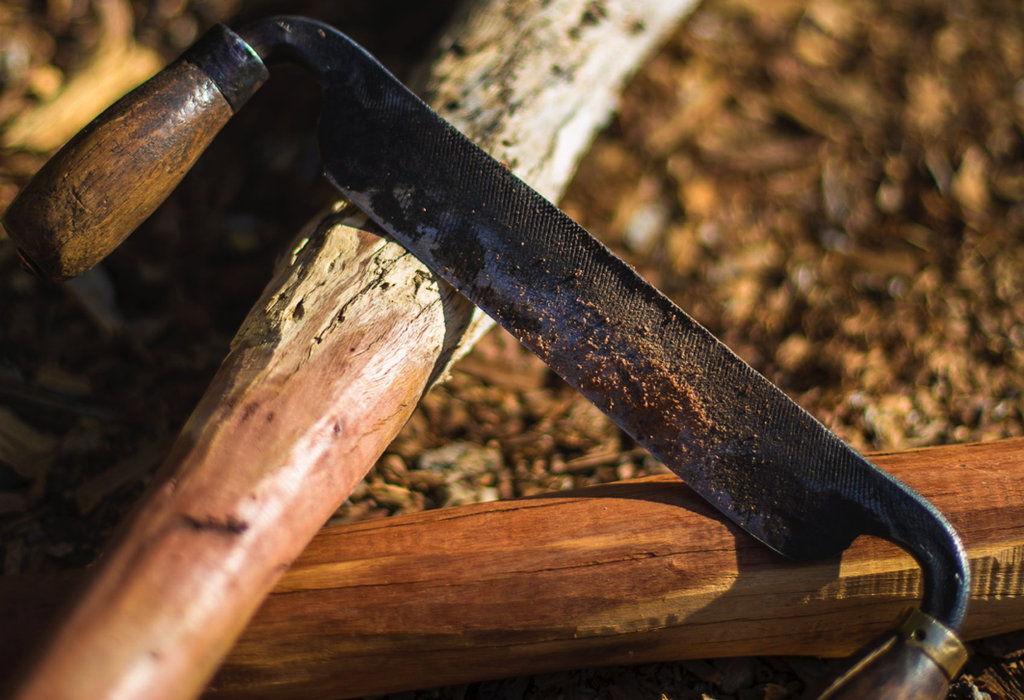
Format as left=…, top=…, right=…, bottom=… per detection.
left=2, top=439, right=1021, bottom=698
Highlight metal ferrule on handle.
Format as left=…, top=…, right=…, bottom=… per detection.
left=816, top=609, right=967, bottom=699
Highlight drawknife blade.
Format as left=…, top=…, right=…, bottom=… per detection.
left=241, top=17, right=968, bottom=629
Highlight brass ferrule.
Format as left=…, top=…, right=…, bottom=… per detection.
left=897, top=609, right=968, bottom=680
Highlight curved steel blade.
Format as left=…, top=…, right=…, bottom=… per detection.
left=240, top=17, right=969, bottom=628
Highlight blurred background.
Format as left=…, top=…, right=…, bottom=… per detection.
left=1, top=0, right=1023, bottom=697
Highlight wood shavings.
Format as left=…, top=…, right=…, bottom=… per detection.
left=3, top=0, right=162, bottom=152
left=2, top=0, right=1024, bottom=695
left=0, top=406, right=57, bottom=482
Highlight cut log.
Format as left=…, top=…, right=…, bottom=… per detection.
left=4, top=1, right=698, bottom=699
left=1, top=439, right=1021, bottom=698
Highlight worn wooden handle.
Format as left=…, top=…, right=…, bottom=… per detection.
left=817, top=610, right=967, bottom=700
left=2, top=25, right=266, bottom=280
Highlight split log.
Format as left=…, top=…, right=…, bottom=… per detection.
left=4, top=1, right=697, bottom=699
left=1, top=439, right=1022, bottom=698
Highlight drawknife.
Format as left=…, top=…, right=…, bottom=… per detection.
left=3, top=17, right=970, bottom=699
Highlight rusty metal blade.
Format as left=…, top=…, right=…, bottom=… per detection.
left=241, top=16, right=969, bottom=629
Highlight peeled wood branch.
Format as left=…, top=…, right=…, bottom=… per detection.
left=4, top=2, right=698, bottom=699
left=2, top=439, right=1022, bottom=698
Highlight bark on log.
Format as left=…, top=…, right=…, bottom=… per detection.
left=5, top=1, right=697, bottom=699
left=1, top=439, right=1022, bottom=698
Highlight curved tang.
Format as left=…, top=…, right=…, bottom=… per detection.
left=240, top=16, right=968, bottom=630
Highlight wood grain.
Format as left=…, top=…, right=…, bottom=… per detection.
left=3, top=1, right=699, bottom=698
left=1, top=439, right=1020, bottom=698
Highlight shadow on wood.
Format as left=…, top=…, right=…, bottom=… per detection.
left=2, top=438, right=1021, bottom=698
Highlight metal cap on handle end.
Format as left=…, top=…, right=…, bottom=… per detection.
left=2, top=24, right=268, bottom=280
left=815, top=609, right=967, bottom=700
left=183, top=24, right=268, bottom=111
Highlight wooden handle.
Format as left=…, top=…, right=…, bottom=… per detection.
left=2, top=25, right=266, bottom=280
left=817, top=610, right=967, bottom=699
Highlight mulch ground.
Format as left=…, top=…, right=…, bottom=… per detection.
left=2, top=0, right=1023, bottom=698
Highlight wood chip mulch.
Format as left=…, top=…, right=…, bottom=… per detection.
left=1, top=0, right=1022, bottom=698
